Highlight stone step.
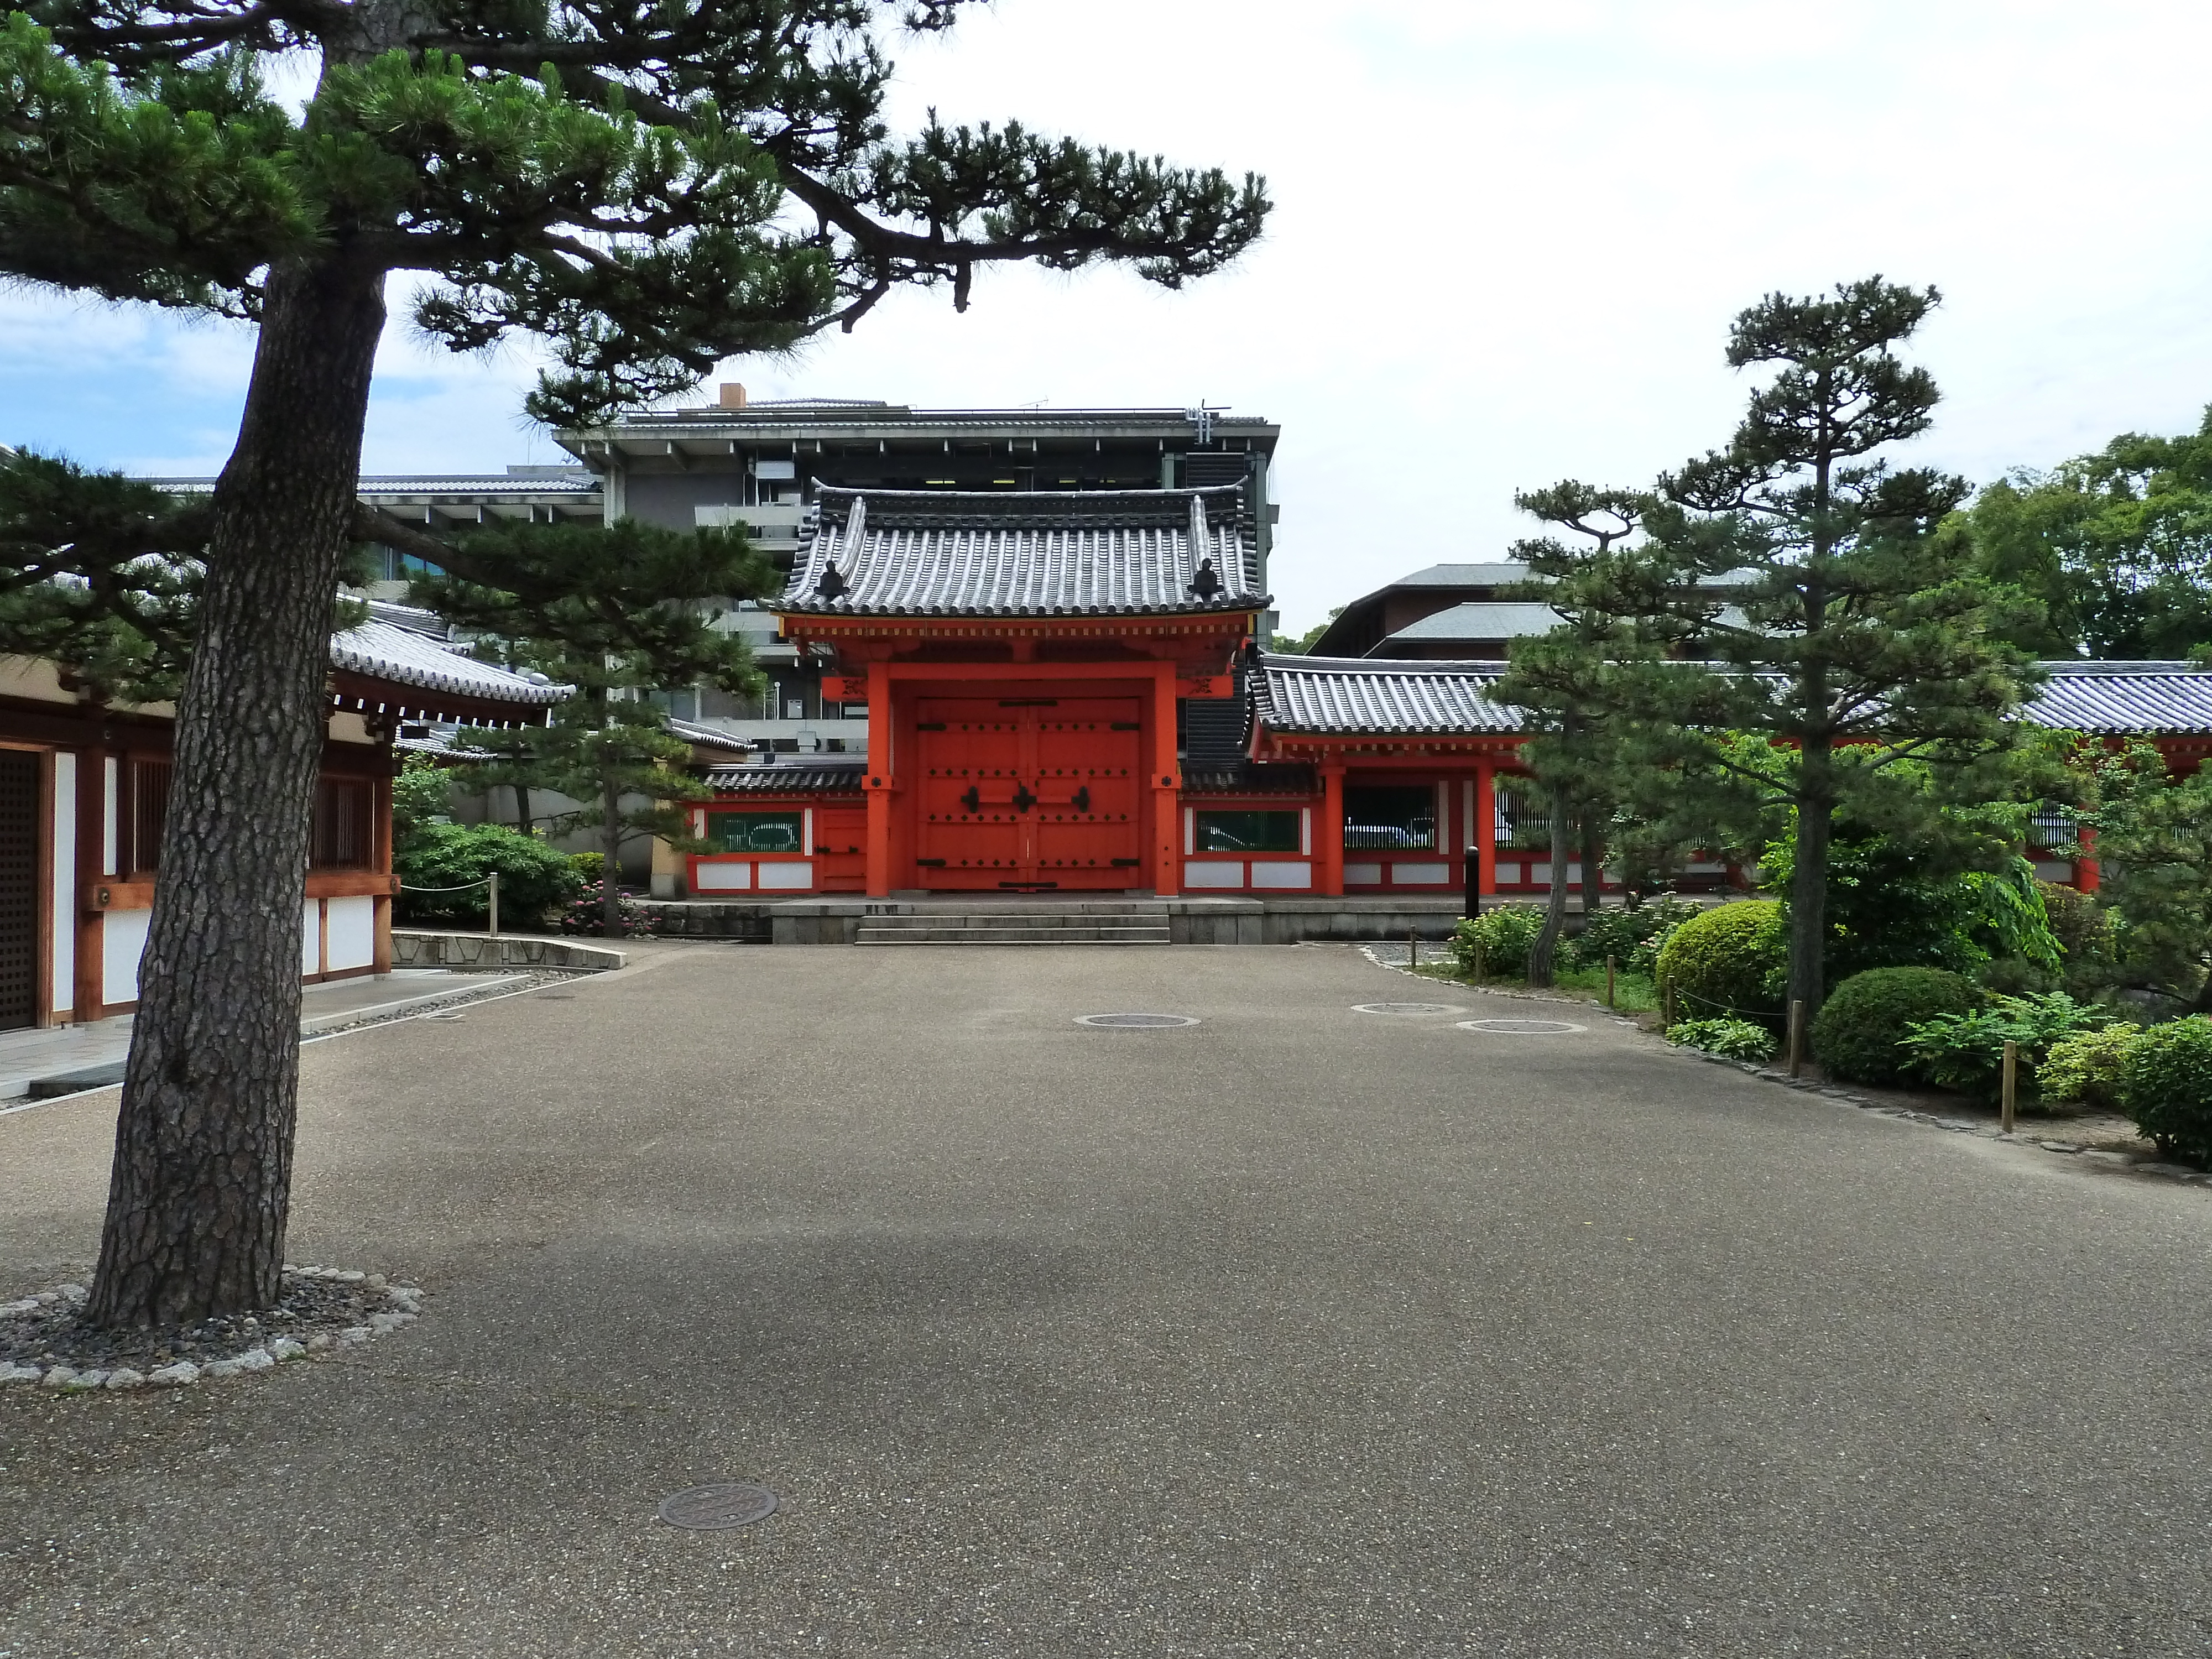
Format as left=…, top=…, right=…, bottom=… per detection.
left=855, top=920, right=1171, bottom=946
left=864, top=911, right=1164, bottom=928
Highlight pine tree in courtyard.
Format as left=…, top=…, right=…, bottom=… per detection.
left=1527, top=279, right=2044, bottom=1014
left=1, top=1, right=1268, bottom=1326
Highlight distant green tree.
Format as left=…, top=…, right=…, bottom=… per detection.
left=2075, top=739, right=2212, bottom=1011
left=1526, top=278, right=2045, bottom=1013
left=1965, top=408, right=2212, bottom=660
left=1272, top=608, right=1343, bottom=654
left=408, top=518, right=771, bottom=935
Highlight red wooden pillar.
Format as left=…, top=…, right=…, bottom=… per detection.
left=73, top=746, right=106, bottom=1021
left=2074, top=826, right=2100, bottom=894
left=1474, top=756, right=1498, bottom=899
left=1318, top=761, right=1345, bottom=896
left=1150, top=664, right=1181, bottom=896
left=371, top=770, right=394, bottom=973
left=865, top=660, right=894, bottom=896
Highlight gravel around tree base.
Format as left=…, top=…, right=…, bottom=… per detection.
left=0, top=1269, right=424, bottom=1391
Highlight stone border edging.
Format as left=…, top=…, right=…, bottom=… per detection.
left=1674, top=1047, right=2211, bottom=1186
left=390, top=932, right=625, bottom=972
left=0, top=1269, right=426, bottom=1392
left=1358, top=944, right=2210, bottom=1190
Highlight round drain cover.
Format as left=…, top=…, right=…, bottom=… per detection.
left=657, top=1482, right=779, bottom=1530
left=1457, top=1018, right=1586, bottom=1035
left=1352, top=1001, right=1462, bottom=1015
left=1074, top=1013, right=1200, bottom=1028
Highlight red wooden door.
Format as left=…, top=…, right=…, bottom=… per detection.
left=1032, top=699, right=1142, bottom=887
left=913, top=697, right=1144, bottom=889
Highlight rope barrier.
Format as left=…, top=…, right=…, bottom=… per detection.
left=396, top=877, right=493, bottom=893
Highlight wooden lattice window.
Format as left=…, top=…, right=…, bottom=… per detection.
left=128, top=758, right=171, bottom=874
left=311, top=778, right=373, bottom=869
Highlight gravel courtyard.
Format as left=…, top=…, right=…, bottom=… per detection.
left=2, top=943, right=2208, bottom=1658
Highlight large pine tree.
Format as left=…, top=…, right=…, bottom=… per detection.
left=1528, top=279, right=2042, bottom=1014
left=1, top=1, right=1267, bottom=1326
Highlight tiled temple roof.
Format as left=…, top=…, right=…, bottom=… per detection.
left=1255, top=655, right=2212, bottom=740
left=703, top=760, right=870, bottom=794
left=2021, top=661, right=2212, bottom=735
left=777, top=486, right=1266, bottom=618
left=329, top=621, right=566, bottom=706
left=1254, top=656, right=1520, bottom=736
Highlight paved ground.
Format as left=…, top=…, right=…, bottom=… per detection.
left=2, top=943, right=2208, bottom=1658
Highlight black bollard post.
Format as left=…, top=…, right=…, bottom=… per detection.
left=1464, top=844, right=1481, bottom=920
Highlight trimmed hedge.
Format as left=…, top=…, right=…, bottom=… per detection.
left=2039, top=1024, right=2143, bottom=1111
left=1653, top=900, right=1787, bottom=1021
left=2121, top=1016, right=2212, bottom=1165
left=1811, top=966, right=1981, bottom=1087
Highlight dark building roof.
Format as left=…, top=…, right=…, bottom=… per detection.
left=1254, top=655, right=1519, bottom=736
left=2023, top=662, right=2212, bottom=734
left=703, top=760, right=870, bottom=794
left=777, top=485, right=1267, bottom=619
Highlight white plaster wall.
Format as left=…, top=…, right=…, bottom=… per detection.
left=326, top=896, right=375, bottom=971
left=102, top=907, right=150, bottom=1006
left=301, top=900, right=321, bottom=977
left=757, top=861, right=813, bottom=890
left=1250, top=860, right=1312, bottom=889
left=694, top=862, right=752, bottom=890
left=1183, top=861, right=1245, bottom=889
left=50, top=752, right=74, bottom=1011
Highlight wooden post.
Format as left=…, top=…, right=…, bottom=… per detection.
left=1787, top=999, right=1806, bottom=1078
left=1473, top=937, right=1485, bottom=983
left=488, top=869, right=500, bottom=938
left=1408, top=927, right=1417, bottom=970
left=1606, top=954, right=1616, bottom=1009
left=2001, top=1040, right=2018, bottom=1134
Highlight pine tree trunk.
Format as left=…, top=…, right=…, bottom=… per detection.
left=86, top=259, right=387, bottom=1328
left=513, top=782, right=533, bottom=836
left=1581, top=820, right=1604, bottom=920
left=601, top=777, right=624, bottom=936
left=1529, top=793, right=1572, bottom=987
left=1787, top=739, right=1834, bottom=1019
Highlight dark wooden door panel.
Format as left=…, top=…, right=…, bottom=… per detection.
left=0, top=750, right=40, bottom=1031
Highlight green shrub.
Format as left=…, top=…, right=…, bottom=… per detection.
left=1898, top=992, right=2111, bottom=1102
left=1451, top=904, right=1546, bottom=979
left=395, top=822, right=584, bottom=927
left=1566, top=896, right=1700, bottom=978
left=1653, top=900, right=1787, bottom=1022
left=1811, top=966, right=1982, bottom=1087
left=557, top=880, right=662, bottom=937
left=2038, top=880, right=2117, bottom=999
left=1666, top=1017, right=1777, bottom=1062
left=2121, top=1016, right=2212, bottom=1163
left=568, top=851, right=606, bottom=881
left=2039, top=1024, right=2143, bottom=1110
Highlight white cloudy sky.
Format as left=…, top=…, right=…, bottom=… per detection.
left=7, top=1, right=2212, bottom=633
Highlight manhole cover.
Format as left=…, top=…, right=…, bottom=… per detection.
left=1074, top=1013, right=1200, bottom=1028
left=1456, top=1018, right=1587, bottom=1035
left=657, top=1482, right=779, bottom=1530
left=1352, top=1002, right=1462, bottom=1015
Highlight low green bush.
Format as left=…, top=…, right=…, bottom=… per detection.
left=2039, top=1024, right=2143, bottom=1110
left=568, top=851, right=606, bottom=881
left=1567, top=896, right=1700, bottom=978
left=395, top=822, right=583, bottom=927
left=1811, top=966, right=1982, bottom=1087
left=1653, top=900, right=1787, bottom=1022
left=1451, top=904, right=1546, bottom=979
left=2121, top=1016, right=2212, bottom=1164
left=1898, top=992, right=2111, bottom=1103
left=1666, top=1017, right=1776, bottom=1062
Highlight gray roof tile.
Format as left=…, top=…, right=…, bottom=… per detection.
left=2023, top=661, right=2212, bottom=734
left=704, top=761, right=870, bottom=794
left=1255, top=656, right=1519, bottom=735
left=329, top=621, right=567, bottom=706
left=777, top=486, right=1267, bottom=618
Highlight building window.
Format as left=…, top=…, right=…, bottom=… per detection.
left=1343, top=786, right=1435, bottom=852
left=311, top=779, right=373, bottom=869
left=1194, top=809, right=1301, bottom=853
left=128, top=758, right=171, bottom=873
left=707, top=810, right=804, bottom=853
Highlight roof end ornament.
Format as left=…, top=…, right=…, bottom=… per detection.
left=815, top=563, right=848, bottom=600
left=1187, top=557, right=1223, bottom=599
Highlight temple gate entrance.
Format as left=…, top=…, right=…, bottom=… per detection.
left=914, top=696, right=1144, bottom=889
